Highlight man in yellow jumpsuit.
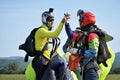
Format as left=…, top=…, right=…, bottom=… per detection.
left=25, top=8, right=71, bottom=80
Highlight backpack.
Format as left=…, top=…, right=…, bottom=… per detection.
left=84, top=26, right=113, bottom=67
left=19, top=27, right=47, bottom=62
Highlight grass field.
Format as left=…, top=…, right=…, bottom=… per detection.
left=0, top=74, right=26, bottom=80
left=0, top=74, right=120, bottom=80
left=106, top=74, right=120, bottom=80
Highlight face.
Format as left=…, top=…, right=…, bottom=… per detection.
left=47, top=20, right=54, bottom=28
left=78, top=18, right=82, bottom=28
left=78, top=13, right=84, bottom=28
left=47, top=17, right=54, bottom=28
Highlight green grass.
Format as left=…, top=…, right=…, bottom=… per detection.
left=0, top=74, right=120, bottom=80
left=106, top=74, right=120, bottom=80
left=0, top=74, right=26, bottom=80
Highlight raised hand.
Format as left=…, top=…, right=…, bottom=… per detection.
left=62, top=13, right=71, bottom=23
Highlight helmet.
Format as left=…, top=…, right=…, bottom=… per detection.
left=77, top=9, right=96, bottom=27
left=41, top=8, right=54, bottom=24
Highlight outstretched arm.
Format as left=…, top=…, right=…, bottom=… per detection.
left=65, top=23, right=79, bottom=41
left=65, top=23, right=73, bottom=39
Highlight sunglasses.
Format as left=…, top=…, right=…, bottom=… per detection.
left=48, top=19, right=54, bottom=22
left=47, top=17, right=54, bottom=22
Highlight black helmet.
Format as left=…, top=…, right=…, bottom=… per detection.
left=41, top=8, right=54, bottom=24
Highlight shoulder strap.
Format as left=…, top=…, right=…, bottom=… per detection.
left=39, top=42, right=48, bottom=54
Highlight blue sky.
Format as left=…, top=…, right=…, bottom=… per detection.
left=0, top=0, right=120, bottom=57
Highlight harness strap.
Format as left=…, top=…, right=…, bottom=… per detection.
left=50, top=37, right=61, bottom=58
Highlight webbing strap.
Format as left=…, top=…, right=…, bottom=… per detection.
left=50, top=37, right=61, bottom=58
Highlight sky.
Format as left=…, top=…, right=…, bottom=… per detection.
left=0, top=0, right=120, bottom=57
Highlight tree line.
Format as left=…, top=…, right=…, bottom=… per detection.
left=0, top=62, right=25, bottom=74
left=0, top=62, right=120, bottom=74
